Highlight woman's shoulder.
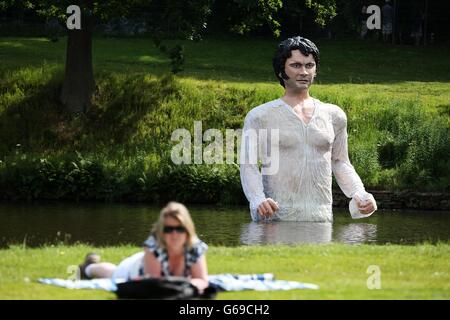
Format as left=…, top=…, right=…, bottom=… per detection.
left=142, top=233, right=164, bottom=253
left=142, top=233, right=157, bottom=248
left=186, top=238, right=208, bottom=261
left=143, top=233, right=167, bottom=260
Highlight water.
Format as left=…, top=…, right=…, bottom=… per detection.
left=0, top=202, right=449, bottom=248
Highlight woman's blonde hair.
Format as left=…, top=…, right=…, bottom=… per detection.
left=152, top=202, right=198, bottom=250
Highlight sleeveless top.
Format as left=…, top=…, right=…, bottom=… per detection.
left=142, top=234, right=208, bottom=277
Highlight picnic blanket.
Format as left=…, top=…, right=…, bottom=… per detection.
left=38, top=273, right=319, bottom=292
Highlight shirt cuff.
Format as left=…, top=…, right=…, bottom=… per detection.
left=249, top=195, right=267, bottom=211
left=349, top=191, right=377, bottom=219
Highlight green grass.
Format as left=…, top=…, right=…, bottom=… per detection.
left=0, top=37, right=449, bottom=200
left=1, top=37, right=450, bottom=83
left=0, top=243, right=449, bottom=300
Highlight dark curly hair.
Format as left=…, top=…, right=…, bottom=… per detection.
left=272, top=36, right=320, bottom=87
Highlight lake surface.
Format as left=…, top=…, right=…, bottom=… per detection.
left=0, top=202, right=449, bottom=248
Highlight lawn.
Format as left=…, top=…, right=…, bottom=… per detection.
left=0, top=243, right=449, bottom=300
left=1, top=36, right=450, bottom=83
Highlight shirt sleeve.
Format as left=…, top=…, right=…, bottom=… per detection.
left=349, top=191, right=377, bottom=219
left=187, top=240, right=208, bottom=265
left=331, top=106, right=366, bottom=199
left=331, top=106, right=376, bottom=219
left=239, top=111, right=267, bottom=213
left=142, top=234, right=164, bottom=260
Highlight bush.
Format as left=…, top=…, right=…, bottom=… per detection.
left=1, top=68, right=448, bottom=202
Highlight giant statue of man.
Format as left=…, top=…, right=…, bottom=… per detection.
left=240, top=36, right=377, bottom=221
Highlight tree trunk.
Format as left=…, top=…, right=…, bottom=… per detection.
left=60, top=7, right=95, bottom=115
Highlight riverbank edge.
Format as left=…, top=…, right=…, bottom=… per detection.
left=333, top=190, right=450, bottom=211
left=0, top=190, right=449, bottom=211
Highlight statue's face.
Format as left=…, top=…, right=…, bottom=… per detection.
left=282, top=50, right=316, bottom=92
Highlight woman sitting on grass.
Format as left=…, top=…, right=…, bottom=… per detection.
left=78, top=202, right=209, bottom=293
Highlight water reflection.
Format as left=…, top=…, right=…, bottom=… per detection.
left=333, top=223, right=378, bottom=244
left=240, top=221, right=378, bottom=245
left=240, top=221, right=332, bottom=245
left=0, top=202, right=449, bottom=247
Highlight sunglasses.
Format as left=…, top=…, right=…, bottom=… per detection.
left=163, top=226, right=187, bottom=234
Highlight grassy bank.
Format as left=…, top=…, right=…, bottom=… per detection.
left=0, top=37, right=449, bottom=202
left=0, top=243, right=449, bottom=300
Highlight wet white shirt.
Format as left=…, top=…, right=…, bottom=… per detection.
left=240, top=98, right=376, bottom=222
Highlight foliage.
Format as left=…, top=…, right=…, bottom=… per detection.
left=1, top=0, right=144, bottom=22
left=0, top=37, right=449, bottom=201
left=227, top=0, right=283, bottom=37
left=147, top=0, right=213, bottom=40
left=305, top=0, right=337, bottom=27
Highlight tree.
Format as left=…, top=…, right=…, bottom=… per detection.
left=61, top=1, right=94, bottom=114
left=1, top=0, right=285, bottom=114
left=278, top=0, right=336, bottom=37
left=1, top=0, right=148, bottom=114
left=1, top=0, right=214, bottom=114
left=209, top=0, right=338, bottom=38
left=305, top=0, right=337, bottom=28
left=225, top=0, right=283, bottom=37
left=0, top=0, right=339, bottom=114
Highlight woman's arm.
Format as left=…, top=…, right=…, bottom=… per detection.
left=143, top=247, right=162, bottom=278
left=189, top=255, right=209, bottom=293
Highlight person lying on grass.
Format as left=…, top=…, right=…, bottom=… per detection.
left=78, top=202, right=209, bottom=293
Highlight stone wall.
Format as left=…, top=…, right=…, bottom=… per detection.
left=332, top=190, right=450, bottom=211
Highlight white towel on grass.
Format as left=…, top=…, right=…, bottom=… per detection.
left=38, top=273, right=318, bottom=292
